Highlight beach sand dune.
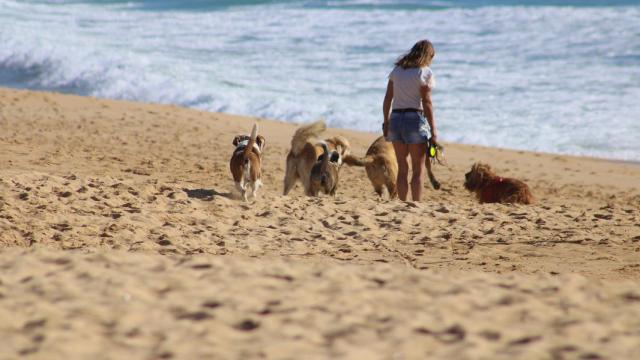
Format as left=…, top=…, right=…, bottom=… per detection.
left=1, top=88, right=639, bottom=359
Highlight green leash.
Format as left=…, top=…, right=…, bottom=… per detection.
left=427, top=138, right=446, bottom=166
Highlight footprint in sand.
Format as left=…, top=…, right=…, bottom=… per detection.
left=508, top=212, right=528, bottom=220
left=174, top=309, right=213, bottom=321
left=234, top=319, right=260, bottom=331
left=156, top=234, right=172, bottom=246
left=201, top=300, right=222, bottom=309
left=414, top=325, right=466, bottom=343
left=51, top=223, right=72, bottom=232
left=57, top=191, right=72, bottom=198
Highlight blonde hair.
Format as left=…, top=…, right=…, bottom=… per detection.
left=395, top=39, right=435, bottom=69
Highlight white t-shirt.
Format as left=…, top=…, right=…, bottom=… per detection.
left=388, top=66, right=435, bottom=110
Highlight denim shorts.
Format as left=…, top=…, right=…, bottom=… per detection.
left=385, top=111, right=430, bottom=144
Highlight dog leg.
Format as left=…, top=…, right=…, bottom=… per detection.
left=385, top=180, right=397, bottom=199
left=246, top=181, right=255, bottom=200
left=425, top=159, right=441, bottom=190
left=235, top=181, right=247, bottom=201
left=252, top=179, right=262, bottom=199
left=241, top=181, right=248, bottom=202
left=504, top=190, right=532, bottom=205
left=300, top=170, right=313, bottom=197
left=306, top=186, right=317, bottom=197
left=283, top=161, right=298, bottom=195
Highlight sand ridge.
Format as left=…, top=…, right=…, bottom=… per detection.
left=1, top=87, right=640, bottom=359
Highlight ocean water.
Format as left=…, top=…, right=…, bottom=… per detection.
left=1, top=0, right=639, bottom=161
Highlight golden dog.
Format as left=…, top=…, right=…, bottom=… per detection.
left=283, top=120, right=350, bottom=196
left=343, top=136, right=440, bottom=199
left=464, top=163, right=533, bottom=204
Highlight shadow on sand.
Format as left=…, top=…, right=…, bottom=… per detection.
left=183, top=188, right=232, bottom=201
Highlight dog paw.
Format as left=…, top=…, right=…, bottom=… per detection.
left=432, top=181, right=441, bottom=190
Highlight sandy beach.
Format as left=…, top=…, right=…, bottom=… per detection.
left=1, top=87, right=639, bottom=359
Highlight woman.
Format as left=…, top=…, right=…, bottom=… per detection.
left=383, top=39, right=437, bottom=202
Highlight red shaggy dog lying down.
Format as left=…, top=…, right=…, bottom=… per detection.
left=464, top=163, right=533, bottom=204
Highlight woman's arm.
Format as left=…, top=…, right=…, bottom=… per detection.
left=382, top=80, right=393, bottom=136
left=420, top=85, right=437, bottom=143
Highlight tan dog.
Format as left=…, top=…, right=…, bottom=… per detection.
left=309, top=142, right=343, bottom=196
left=464, top=163, right=533, bottom=204
left=343, top=136, right=440, bottom=199
left=230, top=123, right=266, bottom=201
left=283, top=120, right=350, bottom=196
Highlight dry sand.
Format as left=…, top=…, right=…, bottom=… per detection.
left=1, top=87, right=639, bottom=359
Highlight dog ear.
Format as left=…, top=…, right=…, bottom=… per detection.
left=232, top=136, right=241, bottom=146
left=329, top=150, right=341, bottom=165
left=467, top=163, right=481, bottom=186
left=256, top=135, right=266, bottom=151
left=476, top=163, right=493, bottom=185
left=477, top=168, right=485, bottom=185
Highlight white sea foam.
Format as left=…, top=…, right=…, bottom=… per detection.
left=1, top=0, right=639, bottom=160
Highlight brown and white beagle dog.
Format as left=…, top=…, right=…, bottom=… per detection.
left=230, top=123, right=266, bottom=201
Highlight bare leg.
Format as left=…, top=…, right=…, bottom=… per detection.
left=392, top=142, right=409, bottom=201
left=408, top=143, right=427, bottom=201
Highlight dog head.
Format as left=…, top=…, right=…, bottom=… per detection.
left=317, top=145, right=343, bottom=166
left=464, top=163, right=495, bottom=191
left=329, top=136, right=350, bottom=158
left=233, top=134, right=266, bottom=153
left=232, top=135, right=251, bottom=147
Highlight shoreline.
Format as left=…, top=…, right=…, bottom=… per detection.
left=1, top=86, right=636, bottom=165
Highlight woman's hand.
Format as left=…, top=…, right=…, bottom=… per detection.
left=420, top=85, right=437, bottom=146
left=383, top=122, right=389, bottom=137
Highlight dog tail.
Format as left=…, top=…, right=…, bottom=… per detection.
left=291, top=120, right=326, bottom=156
left=320, top=140, right=330, bottom=165
left=342, top=154, right=374, bottom=167
left=243, top=123, right=258, bottom=159
left=319, top=141, right=331, bottom=186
